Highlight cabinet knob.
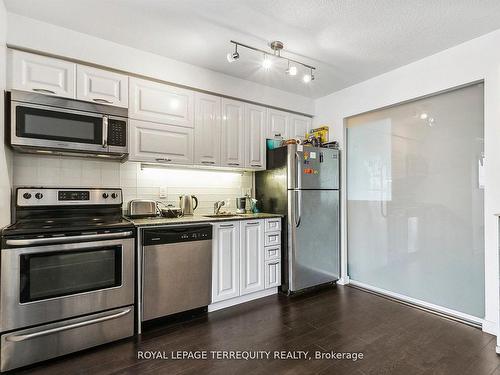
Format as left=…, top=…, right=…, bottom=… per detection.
left=35, top=193, right=43, bottom=200
left=23, top=193, right=32, bottom=199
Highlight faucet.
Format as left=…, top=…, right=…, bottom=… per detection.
left=214, top=201, right=225, bottom=215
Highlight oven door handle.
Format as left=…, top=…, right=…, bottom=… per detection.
left=5, top=307, right=132, bottom=342
left=5, top=231, right=133, bottom=246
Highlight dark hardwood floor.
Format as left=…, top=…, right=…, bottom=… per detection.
left=13, top=286, right=500, bottom=375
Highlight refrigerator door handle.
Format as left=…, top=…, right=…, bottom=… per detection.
left=295, top=190, right=302, bottom=227
left=295, top=152, right=302, bottom=189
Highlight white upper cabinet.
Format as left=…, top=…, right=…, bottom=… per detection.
left=221, top=98, right=245, bottom=168
left=129, top=77, right=194, bottom=127
left=128, top=119, right=193, bottom=164
left=240, top=220, right=265, bottom=296
left=212, top=222, right=240, bottom=303
left=9, top=50, right=76, bottom=98
left=245, top=104, right=267, bottom=170
left=290, top=114, right=312, bottom=140
left=267, top=109, right=289, bottom=139
left=194, top=93, right=221, bottom=166
left=76, top=65, right=128, bottom=107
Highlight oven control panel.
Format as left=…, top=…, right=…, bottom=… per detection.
left=17, top=188, right=122, bottom=206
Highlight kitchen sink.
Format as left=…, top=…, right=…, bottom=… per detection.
left=203, top=214, right=241, bottom=218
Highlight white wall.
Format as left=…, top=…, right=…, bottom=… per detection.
left=314, top=29, right=500, bottom=334
left=0, top=0, right=12, bottom=228
left=5, top=13, right=314, bottom=115
left=13, top=154, right=252, bottom=215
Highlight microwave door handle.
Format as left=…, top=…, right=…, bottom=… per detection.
left=102, top=116, right=108, bottom=148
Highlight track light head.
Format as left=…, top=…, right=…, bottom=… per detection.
left=226, top=51, right=239, bottom=62
left=286, top=61, right=297, bottom=76
left=262, top=55, right=272, bottom=70
left=303, top=73, right=311, bottom=83
left=226, top=44, right=239, bottom=63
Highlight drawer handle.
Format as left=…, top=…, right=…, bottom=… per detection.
left=228, top=163, right=240, bottom=166
left=5, top=307, right=132, bottom=342
left=251, top=164, right=262, bottom=167
left=32, top=88, right=56, bottom=94
left=220, top=224, right=234, bottom=228
left=93, top=98, right=113, bottom=104
left=156, top=158, right=172, bottom=163
left=247, top=222, right=259, bottom=225
left=268, top=261, right=280, bottom=265
left=201, top=161, right=215, bottom=164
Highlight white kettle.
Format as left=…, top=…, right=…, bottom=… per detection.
left=179, top=195, right=198, bottom=216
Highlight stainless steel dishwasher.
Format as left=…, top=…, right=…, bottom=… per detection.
left=142, top=224, right=212, bottom=321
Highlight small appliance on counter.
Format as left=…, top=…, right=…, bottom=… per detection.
left=159, top=205, right=183, bottom=218
left=127, top=199, right=158, bottom=218
left=0, top=187, right=135, bottom=371
left=236, top=196, right=247, bottom=214
left=179, top=195, right=198, bottom=216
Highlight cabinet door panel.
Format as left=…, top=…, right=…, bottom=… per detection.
left=129, top=119, right=193, bottom=164
left=212, top=222, right=240, bottom=302
left=129, top=77, right=194, bottom=127
left=194, top=93, right=221, bottom=166
left=265, top=260, right=281, bottom=288
left=245, top=104, right=266, bottom=170
left=267, top=109, right=289, bottom=139
left=77, top=65, right=128, bottom=107
left=240, top=220, right=264, bottom=295
left=290, top=115, right=312, bottom=140
left=10, top=50, right=76, bottom=98
left=221, top=99, right=245, bottom=167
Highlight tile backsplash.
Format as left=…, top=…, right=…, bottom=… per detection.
left=13, top=154, right=253, bottom=214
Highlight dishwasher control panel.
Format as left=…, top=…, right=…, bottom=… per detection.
left=143, top=225, right=212, bottom=246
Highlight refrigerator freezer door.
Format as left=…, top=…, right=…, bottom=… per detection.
left=287, top=189, right=340, bottom=292
left=287, top=145, right=339, bottom=190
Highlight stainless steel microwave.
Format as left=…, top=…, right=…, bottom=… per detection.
left=7, top=90, right=128, bottom=159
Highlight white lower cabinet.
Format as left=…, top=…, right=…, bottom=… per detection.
left=212, top=222, right=240, bottom=303
left=211, top=218, right=282, bottom=306
left=265, top=260, right=281, bottom=289
left=240, top=220, right=264, bottom=295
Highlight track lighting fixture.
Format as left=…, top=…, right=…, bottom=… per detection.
left=286, top=60, right=297, bottom=76
left=262, top=54, right=272, bottom=70
left=226, top=40, right=316, bottom=83
left=226, top=44, right=239, bottom=62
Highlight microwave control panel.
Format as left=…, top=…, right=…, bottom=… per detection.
left=107, top=119, right=127, bottom=147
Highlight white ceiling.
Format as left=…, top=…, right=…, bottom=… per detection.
left=5, top=0, right=500, bottom=98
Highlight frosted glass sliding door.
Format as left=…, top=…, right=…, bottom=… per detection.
left=346, top=83, right=484, bottom=318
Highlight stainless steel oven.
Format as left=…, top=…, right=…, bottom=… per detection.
left=1, top=232, right=134, bottom=332
left=7, top=90, right=128, bottom=159
left=0, top=187, right=135, bottom=371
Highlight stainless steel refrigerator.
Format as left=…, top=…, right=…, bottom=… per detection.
left=255, top=144, right=340, bottom=294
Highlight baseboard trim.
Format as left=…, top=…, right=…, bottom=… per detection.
left=349, top=280, right=483, bottom=329
left=208, top=288, right=278, bottom=312
left=482, top=319, right=497, bottom=335
left=337, top=276, right=350, bottom=285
